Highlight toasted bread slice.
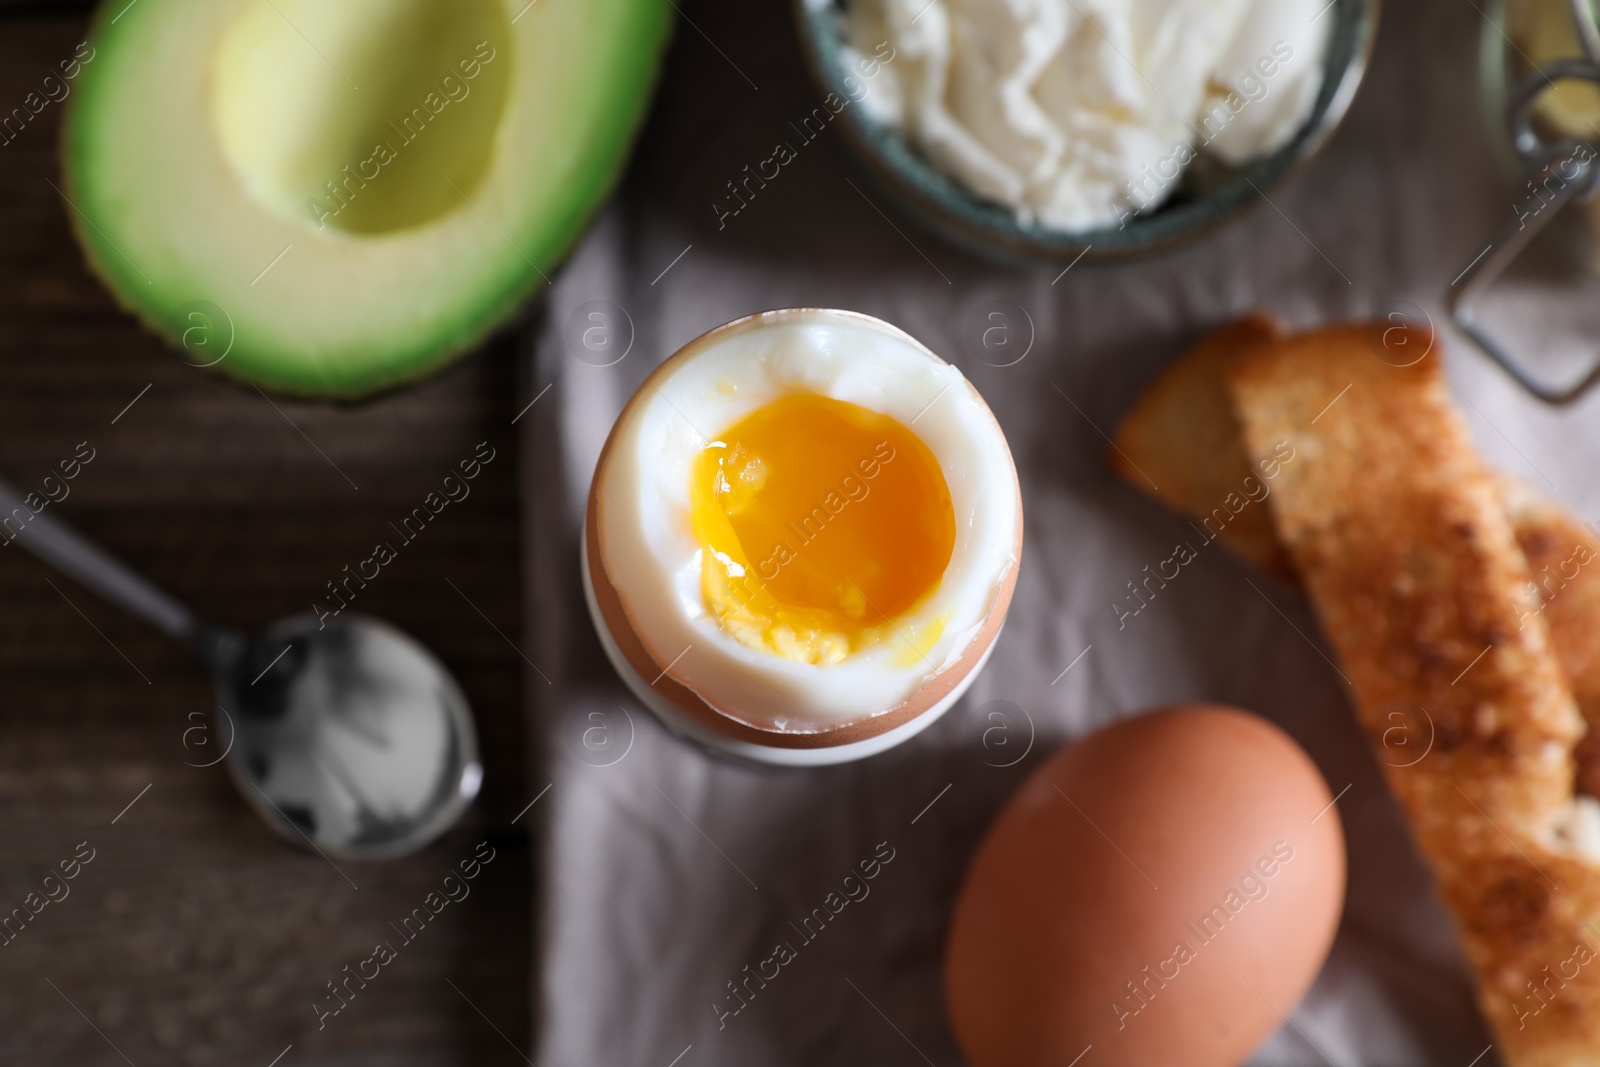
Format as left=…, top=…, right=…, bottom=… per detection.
left=1114, top=319, right=1600, bottom=1061
left=1229, top=325, right=1597, bottom=1067
left=1501, top=482, right=1600, bottom=800
left=1111, top=320, right=1600, bottom=771
left=1110, top=313, right=1294, bottom=578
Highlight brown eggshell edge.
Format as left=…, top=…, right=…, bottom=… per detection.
left=584, top=307, right=1023, bottom=750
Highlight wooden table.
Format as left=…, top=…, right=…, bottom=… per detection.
left=0, top=15, right=535, bottom=1066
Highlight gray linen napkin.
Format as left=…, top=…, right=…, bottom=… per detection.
left=522, top=0, right=1600, bottom=1063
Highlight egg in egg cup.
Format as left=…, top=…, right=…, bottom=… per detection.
left=584, top=308, right=1022, bottom=765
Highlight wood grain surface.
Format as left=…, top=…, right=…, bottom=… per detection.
left=0, top=15, right=537, bottom=1066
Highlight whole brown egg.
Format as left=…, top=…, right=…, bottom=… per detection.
left=945, top=704, right=1346, bottom=1067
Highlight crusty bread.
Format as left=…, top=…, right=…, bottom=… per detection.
left=1500, top=481, right=1600, bottom=802
left=1112, top=320, right=1600, bottom=767
left=1111, top=319, right=1600, bottom=1065
left=1228, top=326, right=1596, bottom=1067
left=1110, top=313, right=1295, bottom=578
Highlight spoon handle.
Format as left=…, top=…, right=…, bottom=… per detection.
left=0, top=476, right=198, bottom=642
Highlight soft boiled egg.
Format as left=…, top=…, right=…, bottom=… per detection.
left=583, top=308, right=1022, bottom=765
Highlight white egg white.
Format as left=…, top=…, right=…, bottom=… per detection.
left=596, top=308, right=1021, bottom=732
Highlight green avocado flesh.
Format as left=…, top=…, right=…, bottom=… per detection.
left=64, top=0, right=671, bottom=397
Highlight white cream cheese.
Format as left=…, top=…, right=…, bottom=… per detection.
left=844, top=0, right=1333, bottom=230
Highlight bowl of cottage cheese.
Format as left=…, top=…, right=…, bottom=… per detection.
left=796, top=0, right=1380, bottom=261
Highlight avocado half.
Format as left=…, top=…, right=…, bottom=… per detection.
left=63, top=0, right=671, bottom=398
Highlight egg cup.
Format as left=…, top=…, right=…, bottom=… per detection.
left=583, top=308, right=1022, bottom=766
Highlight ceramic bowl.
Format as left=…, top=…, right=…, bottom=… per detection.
left=793, top=0, right=1382, bottom=263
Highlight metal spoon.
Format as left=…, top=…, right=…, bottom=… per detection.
left=0, top=477, right=481, bottom=861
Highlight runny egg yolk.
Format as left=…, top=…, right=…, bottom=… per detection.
left=690, top=392, right=955, bottom=665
